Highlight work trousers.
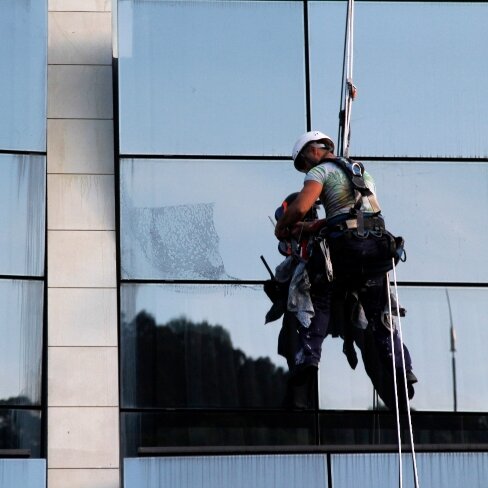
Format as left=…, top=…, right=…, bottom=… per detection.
left=293, top=232, right=412, bottom=374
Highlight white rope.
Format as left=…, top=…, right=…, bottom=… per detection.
left=391, top=259, right=420, bottom=488
left=386, top=274, right=403, bottom=488
left=341, top=0, right=357, bottom=158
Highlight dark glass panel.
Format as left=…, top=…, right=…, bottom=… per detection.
left=319, top=411, right=488, bottom=447
left=121, top=411, right=316, bottom=458
left=121, top=284, right=290, bottom=409
left=0, top=409, right=42, bottom=458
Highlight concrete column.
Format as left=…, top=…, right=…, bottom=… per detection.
left=47, top=1, right=119, bottom=487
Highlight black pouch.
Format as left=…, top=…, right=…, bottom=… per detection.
left=306, top=237, right=333, bottom=285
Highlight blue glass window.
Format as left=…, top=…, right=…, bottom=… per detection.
left=118, top=0, right=306, bottom=156
left=0, top=155, right=45, bottom=276
left=0, top=459, right=45, bottom=487
left=366, top=161, right=488, bottom=284
left=310, top=2, right=488, bottom=157
left=332, top=452, right=488, bottom=488
left=120, top=158, right=304, bottom=280
left=0, top=0, right=47, bottom=152
left=124, top=454, right=327, bottom=488
left=0, top=280, right=44, bottom=406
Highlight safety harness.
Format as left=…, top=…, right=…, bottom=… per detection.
left=327, top=156, right=382, bottom=237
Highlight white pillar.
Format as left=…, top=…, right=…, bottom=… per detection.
left=46, top=1, right=119, bottom=487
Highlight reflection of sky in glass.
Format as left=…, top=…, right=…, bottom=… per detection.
left=0, top=0, right=47, bottom=151
left=354, top=2, right=488, bottom=158
left=121, top=159, right=304, bottom=280
left=0, top=155, right=46, bottom=276
left=309, top=1, right=347, bottom=140
left=368, top=161, right=488, bottom=283
left=0, top=280, right=44, bottom=405
left=121, top=283, right=287, bottom=370
left=121, top=159, right=487, bottom=283
left=118, top=0, right=306, bottom=156
left=311, top=2, right=488, bottom=157
left=321, top=287, right=488, bottom=412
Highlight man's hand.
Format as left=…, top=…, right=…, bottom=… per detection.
left=274, top=225, right=290, bottom=240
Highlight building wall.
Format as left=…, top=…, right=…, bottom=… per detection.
left=46, top=1, right=119, bottom=487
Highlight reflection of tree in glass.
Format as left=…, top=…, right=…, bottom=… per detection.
left=0, top=397, right=41, bottom=456
left=128, top=311, right=289, bottom=408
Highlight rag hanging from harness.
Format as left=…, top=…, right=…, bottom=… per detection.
left=336, top=2, right=420, bottom=487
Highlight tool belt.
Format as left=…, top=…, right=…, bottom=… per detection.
left=319, top=215, right=406, bottom=277
left=326, top=215, right=386, bottom=235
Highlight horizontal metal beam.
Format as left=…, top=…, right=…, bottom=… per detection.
left=138, top=444, right=488, bottom=457
left=0, top=449, right=31, bottom=459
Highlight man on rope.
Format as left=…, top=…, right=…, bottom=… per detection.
left=272, top=130, right=417, bottom=409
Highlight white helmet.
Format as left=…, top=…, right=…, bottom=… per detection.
left=292, top=130, right=335, bottom=166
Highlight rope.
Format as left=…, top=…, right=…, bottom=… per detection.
left=339, top=0, right=357, bottom=158
left=338, top=2, right=420, bottom=485
left=391, top=260, right=420, bottom=488
left=386, top=276, right=403, bottom=488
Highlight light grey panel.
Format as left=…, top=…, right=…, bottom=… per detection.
left=0, top=155, right=45, bottom=276
left=0, top=0, right=47, bottom=151
left=120, top=158, right=305, bottom=280
left=118, top=0, right=306, bottom=155
left=0, top=459, right=45, bottom=488
left=124, top=455, right=328, bottom=488
left=0, top=280, right=44, bottom=405
left=332, top=453, right=488, bottom=488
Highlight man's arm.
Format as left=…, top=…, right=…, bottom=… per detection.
left=274, top=180, right=323, bottom=239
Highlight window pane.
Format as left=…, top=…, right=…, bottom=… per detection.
left=309, top=1, right=346, bottom=139
left=0, top=155, right=45, bottom=276
left=311, top=2, right=488, bottom=157
left=0, top=0, right=47, bottom=152
left=124, top=454, right=327, bottom=488
left=118, top=0, right=306, bottom=156
left=0, top=280, right=44, bottom=406
left=121, top=411, right=317, bottom=458
left=332, top=453, right=488, bottom=488
left=120, top=158, right=306, bottom=280
left=120, top=284, right=289, bottom=408
left=320, top=287, right=488, bottom=412
left=367, top=161, right=488, bottom=283
left=0, top=410, right=42, bottom=458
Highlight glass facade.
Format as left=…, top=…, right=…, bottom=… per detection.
left=118, top=0, right=306, bottom=156
left=116, top=0, right=488, bottom=460
left=0, top=1, right=47, bottom=458
left=0, top=459, right=46, bottom=488
left=124, top=452, right=488, bottom=488
left=0, top=0, right=47, bottom=152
